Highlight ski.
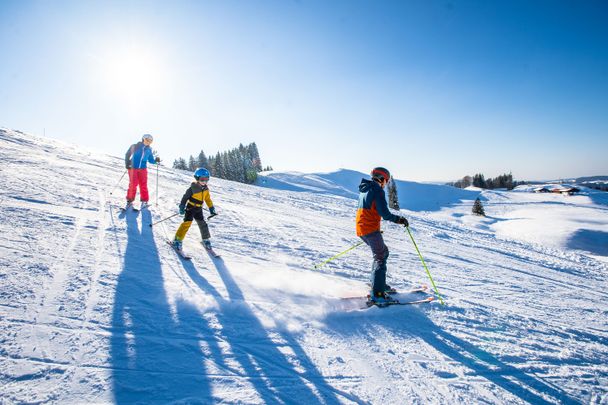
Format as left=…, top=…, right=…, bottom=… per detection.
left=341, top=285, right=428, bottom=300
left=201, top=242, right=221, bottom=258
left=119, top=203, right=139, bottom=213
left=366, top=296, right=434, bottom=308
left=166, top=240, right=191, bottom=260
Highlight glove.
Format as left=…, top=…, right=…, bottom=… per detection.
left=126, top=163, right=131, bottom=169
left=396, top=216, right=409, bottom=227
left=179, top=206, right=185, bottom=215
left=209, top=206, right=217, bottom=216
left=155, top=157, right=161, bottom=163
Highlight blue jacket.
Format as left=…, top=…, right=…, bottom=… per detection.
left=125, top=142, right=156, bottom=169
left=356, top=178, right=400, bottom=236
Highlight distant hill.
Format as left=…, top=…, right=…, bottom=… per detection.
left=257, top=169, right=480, bottom=212
left=576, top=175, right=608, bottom=183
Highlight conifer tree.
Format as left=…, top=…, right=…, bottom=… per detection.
left=197, top=150, right=208, bottom=169
left=172, top=158, right=188, bottom=170
left=248, top=142, right=262, bottom=172
left=188, top=155, right=197, bottom=171
left=213, top=152, right=224, bottom=178
left=472, top=197, right=486, bottom=216
left=473, top=173, right=486, bottom=188
left=388, top=177, right=400, bottom=210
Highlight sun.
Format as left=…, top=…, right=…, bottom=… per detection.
left=96, top=44, right=169, bottom=105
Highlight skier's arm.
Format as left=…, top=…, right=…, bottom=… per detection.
left=375, top=188, right=400, bottom=223
left=179, top=187, right=193, bottom=211
left=147, top=148, right=157, bottom=165
left=203, top=189, right=214, bottom=210
left=124, top=145, right=135, bottom=169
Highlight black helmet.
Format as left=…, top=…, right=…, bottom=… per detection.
left=371, top=167, right=391, bottom=182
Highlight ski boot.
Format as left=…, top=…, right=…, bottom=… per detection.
left=367, top=291, right=398, bottom=308
left=384, top=284, right=397, bottom=294
left=172, top=239, right=183, bottom=251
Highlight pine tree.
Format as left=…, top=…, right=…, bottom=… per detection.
left=214, top=152, right=225, bottom=179
left=188, top=155, right=197, bottom=171
left=172, top=158, right=188, bottom=170
left=473, top=173, right=486, bottom=188
left=248, top=142, right=262, bottom=172
left=197, top=150, right=208, bottom=169
left=388, top=177, right=400, bottom=210
left=472, top=197, right=486, bottom=216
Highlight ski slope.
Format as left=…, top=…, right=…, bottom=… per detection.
left=1, top=128, right=607, bottom=404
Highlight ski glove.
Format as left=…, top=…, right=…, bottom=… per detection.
left=396, top=216, right=409, bottom=227
left=155, top=157, right=161, bottom=163
left=209, top=206, right=217, bottom=216
left=179, top=206, right=185, bottom=215
left=125, top=163, right=131, bottom=169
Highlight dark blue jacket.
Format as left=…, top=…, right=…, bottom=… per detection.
left=125, top=142, right=156, bottom=169
left=356, top=178, right=400, bottom=236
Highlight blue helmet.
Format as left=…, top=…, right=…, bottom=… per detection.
left=194, top=167, right=210, bottom=181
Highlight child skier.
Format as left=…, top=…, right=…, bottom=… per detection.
left=124, top=133, right=160, bottom=209
left=172, top=167, right=217, bottom=251
left=356, top=167, right=409, bottom=305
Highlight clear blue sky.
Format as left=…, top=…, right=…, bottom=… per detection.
left=1, top=0, right=607, bottom=181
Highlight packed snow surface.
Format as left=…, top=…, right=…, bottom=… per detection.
left=1, top=128, right=607, bottom=404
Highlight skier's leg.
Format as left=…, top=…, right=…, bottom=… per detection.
left=126, top=169, right=137, bottom=202
left=193, top=208, right=211, bottom=240
left=361, top=231, right=389, bottom=296
left=139, top=169, right=149, bottom=202
left=174, top=209, right=194, bottom=241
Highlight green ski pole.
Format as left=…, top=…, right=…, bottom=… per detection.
left=314, top=241, right=364, bottom=269
left=406, top=226, right=445, bottom=305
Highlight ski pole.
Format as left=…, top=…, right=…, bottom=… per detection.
left=405, top=226, right=445, bottom=305
left=314, top=241, right=364, bottom=269
left=109, top=169, right=128, bottom=195
left=149, top=212, right=180, bottom=227
left=155, top=164, right=159, bottom=206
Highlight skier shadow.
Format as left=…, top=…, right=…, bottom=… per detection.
left=110, top=209, right=214, bottom=403
left=324, top=307, right=575, bottom=404
left=180, top=256, right=360, bottom=404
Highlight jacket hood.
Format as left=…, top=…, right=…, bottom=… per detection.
left=359, top=178, right=377, bottom=192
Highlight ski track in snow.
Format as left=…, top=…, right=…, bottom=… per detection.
left=1, top=128, right=607, bottom=404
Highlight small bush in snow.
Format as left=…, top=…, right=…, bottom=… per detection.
left=472, top=197, right=486, bottom=216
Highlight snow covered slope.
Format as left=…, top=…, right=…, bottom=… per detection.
left=1, top=128, right=607, bottom=404
left=258, top=169, right=480, bottom=212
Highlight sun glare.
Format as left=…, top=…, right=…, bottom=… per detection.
left=97, top=44, right=168, bottom=105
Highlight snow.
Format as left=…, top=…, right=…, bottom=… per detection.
left=1, top=128, right=607, bottom=404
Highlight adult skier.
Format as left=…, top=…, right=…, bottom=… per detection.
left=172, top=167, right=217, bottom=251
left=125, top=134, right=160, bottom=209
left=356, top=167, right=409, bottom=305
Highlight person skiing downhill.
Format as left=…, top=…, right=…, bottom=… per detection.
left=125, top=134, right=160, bottom=208
left=172, top=168, right=217, bottom=251
left=356, top=167, right=409, bottom=305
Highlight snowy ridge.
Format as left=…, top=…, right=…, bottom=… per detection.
left=1, top=128, right=607, bottom=404
left=258, top=169, right=480, bottom=212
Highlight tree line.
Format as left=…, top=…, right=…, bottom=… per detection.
left=448, top=172, right=526, bottom=190
left=172, top=142, right=272, bottom=184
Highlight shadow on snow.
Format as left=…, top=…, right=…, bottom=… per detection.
left=111, top=208, right=350, bottom=403
left=181, top=254, right=356, bottom=403
left=324, top=307, right=579, bottom=404
left=111, top=209, right=212, bottom=403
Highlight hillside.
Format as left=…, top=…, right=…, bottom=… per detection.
left=1, top=128, right=607, bottom=404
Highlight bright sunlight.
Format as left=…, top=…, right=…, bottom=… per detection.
left=96, top=43, right=169, bottom=107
